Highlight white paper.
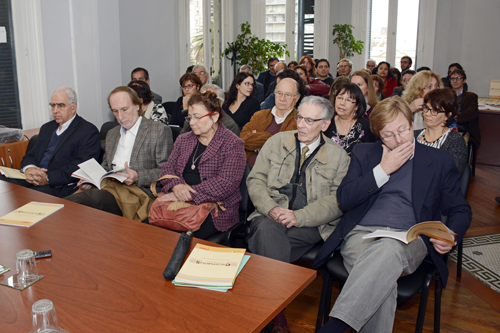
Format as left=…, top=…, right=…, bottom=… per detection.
left=0, top=27, right=6, bottom=43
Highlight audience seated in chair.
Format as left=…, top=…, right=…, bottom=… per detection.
left=128, top=80, right=169, bottom=125
left=240, top=78, right=300, bottom=167
left=223, top=72, right=261, bottom=130
left=170, top=73, right=203, bottom=126
left=131, top=67, right=162, bottom=104
left=158, top=91, right=246, bottom=240
left=2, top=87, right=101, bottom=198
left=66, top=86, right=173, bottom=222
left=313, top=97, right=472, bottom=333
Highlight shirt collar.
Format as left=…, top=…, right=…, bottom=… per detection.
left=300, top=134, right=322, bottom=155
left=457, top=89, right=464, bottom=96
left=271, top=106, right=294, bottom=125
left=120, top=116, right=142, bottom=135
left=56, top=114, right=76, bottom=135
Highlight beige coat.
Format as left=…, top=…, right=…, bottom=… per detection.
left=247, top=131, right=350, bottom=240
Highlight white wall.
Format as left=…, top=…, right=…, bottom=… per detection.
left=118, top=0, right=181, bottom=105
left=433, top=0, right=500, bottom=97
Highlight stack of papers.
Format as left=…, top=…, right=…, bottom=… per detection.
left=0, top=202, right=64, bottom=227
left=173, top=244, right=249, bottom=292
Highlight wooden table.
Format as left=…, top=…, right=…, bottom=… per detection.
left=0, top=182, right=316, bottom=333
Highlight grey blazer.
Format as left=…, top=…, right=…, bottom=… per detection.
left=102, top=117, right=173, bottom=187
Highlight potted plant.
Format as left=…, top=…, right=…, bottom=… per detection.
left=332, top=24, right=364, bottom=59
left=223, top=22, right=290, bottom=76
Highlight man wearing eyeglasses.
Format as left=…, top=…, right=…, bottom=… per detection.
left=314, top=97, right=471, bottom=333
left=338, top=59, right=353, bottom=77
left=192, top=64, right=210, bottom=86
left=400, top=56, right=412, bottom=71
left=450, top=69, right=480, bottom=146
left=247, top=95, right=349, bottom=262
left=131, top=67, right=162, bottom=104
left=9, top=87, right=101, bottom=198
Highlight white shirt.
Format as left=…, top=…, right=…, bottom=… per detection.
left=271, top=106, right=295, bottom=125
left=299, top=135, right=322, bottom=158
left=111, top=117, right=142, bottom=171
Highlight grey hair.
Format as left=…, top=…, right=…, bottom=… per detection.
left=200, top=84, right=225, bottom=103
left=298, top=95, right=334, bottom=121
left=193, top=64, right=207, bottom=72
left=53, top=86, right=77, bottom=104
left=367, top=58, right=376, bottom=64
left=239, top=64, right=252, bottom=73
left=340, top=58, right=353, bottom=68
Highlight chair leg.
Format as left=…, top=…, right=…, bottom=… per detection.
left=457, top=241, right=463, bottom=279
left=316, top=270, right=332, bottom=332
left=471, top=145, right=476, bottom=176
left=434, top=277, right=442, bottom=333
left=415, top=271, right=433, bottom=333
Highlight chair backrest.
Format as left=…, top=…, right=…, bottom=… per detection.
left=26, top=134, right=38, bottom=154
left=162, top=101, right=176, bottom=116
left=168, top=125, right=181, bottom=142
left=460, top=165, right=471, bottom=199
left=100, top=121, right=119, bottom=141
left=239, top=164, right=253, bottom=220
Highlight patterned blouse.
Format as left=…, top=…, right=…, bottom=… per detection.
left=323, top=117, right=377, bottom=155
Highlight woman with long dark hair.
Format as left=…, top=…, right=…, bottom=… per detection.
left=223, top=72, right=261, bottom=129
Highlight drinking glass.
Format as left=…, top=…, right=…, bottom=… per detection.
left=16, top=249, right=38, bottom=284
left=32, top=299, right=60, bottom=333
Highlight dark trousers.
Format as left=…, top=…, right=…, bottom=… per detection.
left=0, top=176, right=76, bottom=198
left=65, top=189, right=123, bottom=216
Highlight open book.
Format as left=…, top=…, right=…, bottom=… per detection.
left=0, top=166, right=26, bottom=179
left=362, top=221, right=457, bottom=246
left=71, top=158, right=127, bottom=189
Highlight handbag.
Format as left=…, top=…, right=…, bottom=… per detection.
left=148, top=175, right=224, bottom=232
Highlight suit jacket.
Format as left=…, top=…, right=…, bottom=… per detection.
left=21, top=114, right=101, bottom=197
left=313, top=141, right=472, bottom=287
left=102, top=117, right=173, bottom=188
left=160, top=124, right=246, bottom=232
left=457, top=91, right=481, bottom=145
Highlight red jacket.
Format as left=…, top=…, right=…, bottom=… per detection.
left=307, top=77, right=330, bottom=96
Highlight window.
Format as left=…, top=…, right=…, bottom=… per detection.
left=369, top=0, right=389, bottom=65
left=395, top=0, right=419, bottom=70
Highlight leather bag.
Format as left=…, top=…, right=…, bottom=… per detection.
left=148, top=175, right=224, bottom=232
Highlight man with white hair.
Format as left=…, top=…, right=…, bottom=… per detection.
left=192, top=64, right=210, bottom=86
left=11, top=87, right=101, bottom=197
left=180, top=84, right=240, bottom=136
left=339, top=59, right=353, bottom=77
left=366, top=59, right=376, bottom=71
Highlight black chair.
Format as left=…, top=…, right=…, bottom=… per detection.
left=26, top=134, right=39, bottom=154
left=467, top=142, right=476, bottom=176
left=100, top=121, right=119, bottom=142
left=316, top=251, right=442, bottom=333
left=206, top=164, right=253, bottom=247
left=168, top=125, right=181, bottom=142
left=162, top=101, right=176, bottom=116
left=456, top=165, right=472, bottom=279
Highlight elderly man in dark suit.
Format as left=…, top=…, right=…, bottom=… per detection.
left=314, top=97, right=471, bottom=333
left=5, top=87, right=101, bottom=198
left=66, top=86, right=173, bottom=221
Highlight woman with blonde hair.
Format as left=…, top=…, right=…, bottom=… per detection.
left=403, top=70, right=442, bottom=130
left=350, top=70, right=379, bottom=119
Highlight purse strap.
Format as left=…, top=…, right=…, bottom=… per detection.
left=150, top=175, right=180, bottom=197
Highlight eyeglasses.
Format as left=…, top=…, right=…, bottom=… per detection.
left=338, top=65, right=350, bottom=69
left=402, top=78, right=412, bottom=83
left=242, top=82, right=255, bottom=87
left=294, top=114, right=324, bottom=126
left=194, top=71, right=207, bottom=76
left=336, top=96, right=356, bottom=104
left=422, top=104, right=447, bottom=116
left=380, top=128, right=411, bottom=141
left=49, top=103, right=71, bottom=110
left=450, top=76, right=463, bottom=81
left=275, top=91, right=297, bottom=100
left=185, top=111, right=215, bottom=123
left=400, top=60, right=410, bottom=64
left=181, top=84, right=198, bottom=90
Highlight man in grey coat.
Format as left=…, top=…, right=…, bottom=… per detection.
left=66, top=86, right=172, bottom=219
left=246, top=96, right=350, bottom=263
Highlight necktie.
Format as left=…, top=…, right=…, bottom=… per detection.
left=300, top=146, right=309, bottom=168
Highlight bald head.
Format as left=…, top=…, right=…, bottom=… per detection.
left=274, top=78, right=300, bottom=114
left=275, top=62, right=286, bottom=73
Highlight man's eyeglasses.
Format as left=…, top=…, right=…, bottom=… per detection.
left=422, top=104, right=447, bottom=116
left=195, top=71, right=207, bottom=76
left=402, top=78, right=412, bottom=83
left=49, top=103, right=71, bottom=110
left=450, top=76, right=463, bottom=81
left=336, top=96, right=356, bottom=104
left=338, top=65, right=350, bottom=69
left=294, top=114, right=324, bottom=126
left=181, top=84, right=197, bottom=90
left=185, top=111, right=215, bottom=123
left=276, top=91, right=296, bottom=100
left=380, top=128, right=411, bottom=141
left=400, top=60, right=410, bottom=64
